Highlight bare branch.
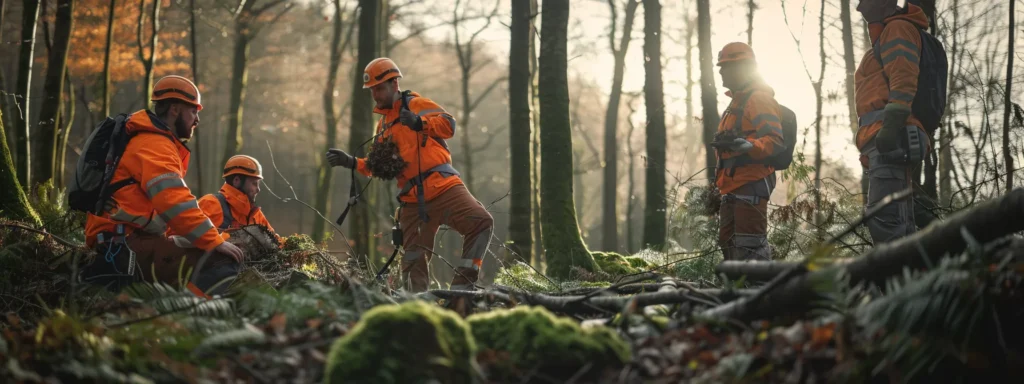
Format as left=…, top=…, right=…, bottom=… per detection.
left=468, top=76, right=507, bottom=111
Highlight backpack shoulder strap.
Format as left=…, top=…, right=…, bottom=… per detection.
left=728, top=90, right=758, bottom=134
left=214, top=192, right=234, bottom=230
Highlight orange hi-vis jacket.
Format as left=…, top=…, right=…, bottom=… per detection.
left=355, top=91, right=463, bottom=203
left=193, top=183, right=282, bottom=244
left=855, top=4, right=929, bottom=150
left=85, top=110, right=224, bottom=251
left=715, top=81, right=785, bottom=194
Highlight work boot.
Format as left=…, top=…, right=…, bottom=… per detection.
left=401, top=256, right=430, bottom=292
left=449, top=267, right=478, bottom=291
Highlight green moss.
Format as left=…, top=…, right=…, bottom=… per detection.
left=467, top=306, right=631, bottom=379
left=323, top=301, right=476, bottom=384
left=282, top=234, right=318, bottom=252
left=592, top=252, right=652, bottom=276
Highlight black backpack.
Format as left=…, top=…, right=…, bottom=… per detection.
left=872, top=24, right=948, bottom=133
left=728, top=92, right=799, bottom=170
left=67, top=113, right=138, bottom=214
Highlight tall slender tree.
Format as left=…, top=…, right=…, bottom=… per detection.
left=102, top=0, right=115, bottom=118
left=508, top=0, right=534, bottom=263
left=840, top=0, right=857, bottom=135
left=14, top=0, right=41, bottom=188
left=0, top=110, right=40, bottom=225
left=346, top=0, right=382, bottom=256
left=697, top=0, right=719, bottom=182
left=1002, top=0, right=1014, bottom=192
left=529, top=0, right=543, bottom=263
left=601, top=0, right=638, bottom=253
left=642, top=0, right=666, bottom=250
left=538, top=0, right=596, bottom=278
left=35, top=0, right=74, bottom=185
left=189, top=0, right=203, bottom=193
left=746, top=0, right=756, bottom=46
left=939, top=0, right=960, bottom=204
left=452, top=0, right=502, bottom=190
left=136, top=0, right=161, bottom=105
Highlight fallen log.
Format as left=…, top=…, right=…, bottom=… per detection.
left=702, top=188, right=1024, bottom=322
left=715, top=261, right=801, bottom=282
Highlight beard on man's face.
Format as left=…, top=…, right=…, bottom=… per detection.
left=174, top=116, right=194, bottom=141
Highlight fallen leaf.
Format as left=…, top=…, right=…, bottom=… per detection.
left=270, top=313, right=287, bottom=335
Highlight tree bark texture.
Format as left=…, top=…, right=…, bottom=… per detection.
left=137, top=0, right=160, bottom=106
left=703, top=188, right=1024, bottom=322
left=54, top=77, right=73, bottom=188
left=508, top=0, right=533, bottom=264
left=102, top=0, right=115, bottom=118
left=601, top=0, right=638, bottom=253
left=314, top=0, right=346, bottom=243
left=746, top=0, right=755, bottom=46
left=697, top=0, right=719, bottom=182
left=223, top=23, right=250, bottom=166
left=1002, top=0, right=1014, bottom=192
left=840, top=0, right=857, bottom=136
left=34, top=0, right=73, bottom=185
left=347, top=0, right=381, bottom=258
left=189, top=0, right=202, bottom=193
left=538, top=0, right=595, bottom=279
left=0, top=110, right=40, bottom=225
left=939, top=0, right=959, bottom=205
left=813, top=0, right=826, bottom=233
left=529, top=0, right=543, bottom=265
left=15, top=0, right=41, bottom=188
left=642, top=0, right=666, bottom=250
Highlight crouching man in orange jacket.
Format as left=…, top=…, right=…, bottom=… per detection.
left=713, top=43, right=785, bottom=261
left=326, top=58, right=494, bottom=292
left=190, top=155, right=283, bottom=246
left=81, top=76, right=244, bottom=296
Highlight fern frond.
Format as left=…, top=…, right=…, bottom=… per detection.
left=193, top=325, right=267, bottom=358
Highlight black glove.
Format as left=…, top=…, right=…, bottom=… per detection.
left=399, top=108, right=423, bottom=132
left=326, top=148, right=356, bottom=169
left=876, top=103, right=911, bottom=153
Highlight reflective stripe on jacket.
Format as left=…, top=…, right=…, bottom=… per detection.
left=85, top=110, right=223, bottom=251
left=854, top=4, right=929, bottom=149
left=355, top=91, right=463, bottom=203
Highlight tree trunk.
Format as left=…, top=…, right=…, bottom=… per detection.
left=0, top=0, right=11, bottom=141
left=538, top=0, right=595, bottom=279
left=625, top=106, right=638, bottom=252
left=939, top=0, right=959, bottom=205
left=642, top=0, right=666, bottom=250
left=601, top=0, right=638, bottom=253
left=137, top=0, right=160, bottom=106
left=223, top=24, right=250, bottom=166
left=529, top=0, right=543, bottom=265
left=813, top=0, right=826, bottom=232
left=102, top=0, right=115, bottom=118
left=34, top=0, right=73, bottom=185
left=55, top=78, right=74, bottom=188
left=508, top=0, right=533, bottom=264
left=314, top=0, right=345, bottom=243
left=840, top=0, right=857, bottom=136
left=14, top=0, right=41, bottom=189
left=1003, top=0, right=1015, bottom=192
left=348, top=0, right=381, bottom=259
left=697, top=0, right=719, bottom=182
left=0, top=110, right=40, bottom=225
left=921, top=2, right=938, bottom=200
left=189, top=0, right=202, bottom=193
left=746, top=0, right=755, bottom=46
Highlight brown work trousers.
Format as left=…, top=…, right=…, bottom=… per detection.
left=83, top=233, right=239, bottom=295
left=400, top=184, right=494, bottom=292
left=718, top=176, right=774, bottom=261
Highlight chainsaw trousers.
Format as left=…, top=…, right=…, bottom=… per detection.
left=82, top=233, right=240, bottom=295
left=399, top=184, right=494, bottom=292
left=861, top=144, right=918, bottom=245
left=718, top=175, right=775, bottom=261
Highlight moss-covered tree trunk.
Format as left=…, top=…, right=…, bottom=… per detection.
left=697, top=0, right=719, bottom=183
left=508, top=0, right=533, bottom=264
left=642, top=0, right=666, bottom=250
left=14, top=0, right=41, bottom=189
left=345, top=0, right=381, bottom=257
left=35, top=0, right=74, bottom=185
left=0, top=110, right=40, bottom=225
left=538, top=0, right=596, bottom=279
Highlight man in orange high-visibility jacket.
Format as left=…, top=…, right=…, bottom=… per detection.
left=713, top=42, right=785, bottom=261
left=326, top=58, right=493, bottom=292
left=189, top=155, right=283, bottom=246
left=855, top=0, right=933, bottom=244
left=81, top=75, right=244, bottom=296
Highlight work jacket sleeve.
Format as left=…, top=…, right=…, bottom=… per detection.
left=253, top=210, right=284, bottom=246
left=355, top=158, right=372, bottom=177
left=878, top=20, right=921, bottom=109
left=744, top=93, right=785, bottom=161
left=137, top=139, right=223, bottom=250
left=196, top=194, right=225, bottom=229
left=409, top=97, right=455, bottom=140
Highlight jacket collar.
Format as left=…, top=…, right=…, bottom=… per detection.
left=219, top=183, right=257, bottom=218
left=868, top=4, right=929, bottom=42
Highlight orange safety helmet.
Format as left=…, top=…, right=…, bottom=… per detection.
left=717, top=42, right=756, bottom=66
left=152, top=75, right=203, bottom=111
left=362, top=58, right=402, bottom=89
left=223, top=155, right=263, bottom=180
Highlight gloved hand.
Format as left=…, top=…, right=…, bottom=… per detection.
left=326, top=148, right=356, bottom=169
left=877, top=103, right=911, bottom=153
left=728, top=138, right=754, bottom=154
left=399, top=108, right=424, bottom=132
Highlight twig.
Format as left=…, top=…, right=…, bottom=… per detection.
left=229, top=354, right=271, bottom=384
left=0, top=223, right=81, bottom=248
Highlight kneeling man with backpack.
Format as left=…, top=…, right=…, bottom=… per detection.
left=73, top=75, right=244, bottom=296
left=712, top=42, right=797, bottom=261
